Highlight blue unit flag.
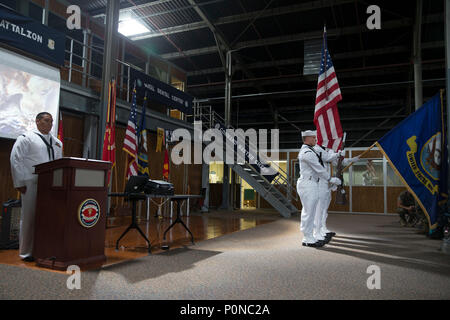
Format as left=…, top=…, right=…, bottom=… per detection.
left=376, top=92, right=448, bottom=231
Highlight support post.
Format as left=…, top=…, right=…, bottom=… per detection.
left=445, top=0, right=450, bottom=191
left=98, top=0, right=120, bottom=159
left=413, top=0, right=423, bottom=110
left=221, top=51, right=233, bottom=210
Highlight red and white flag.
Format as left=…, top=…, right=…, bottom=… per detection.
left=314, top=26, right=343, bottom=152
left=122, top=87, right=139, bottom=179
left=57, top=111, right=64, bottom=153
left=102, top=79, right=117, bottom=185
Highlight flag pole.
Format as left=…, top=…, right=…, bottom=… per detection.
left=113, top=165, right=119, bottom=207
left=122, top=156, right=129, bottom=207
left=342, top=142, right=377, bottom=172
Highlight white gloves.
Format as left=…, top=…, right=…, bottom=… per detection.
left=329, top=177, right=342, bottom=185
left=351, top=156, right=361, bottom=162
left=339, top=150, right=346, bottom=157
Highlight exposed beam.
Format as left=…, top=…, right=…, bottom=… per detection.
left=187, top=61, right=445, bottom=93
left=129, top=0, right=356, bottom=40
left=350, top=108, right=405, bottom=147
left=232, top=99, right=406, bottom=115
left=279, top=126, right=398, bottom=134
left=187, top=41, right=443, bottom=77
left=160, top=14, right=443, bottom=60
left=280, top=138, right=379, bottom=145
left=238, top=114, right=407, bottom=126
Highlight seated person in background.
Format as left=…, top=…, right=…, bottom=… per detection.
left=397, top=190, right=419, bottom=227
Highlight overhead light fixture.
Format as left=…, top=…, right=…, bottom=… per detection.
left=118, top=18, right=150, bottom=37
left=117, top=11, right=151, bottom=37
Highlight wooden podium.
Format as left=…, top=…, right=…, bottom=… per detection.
left=33, top=157, right=111, bottom=270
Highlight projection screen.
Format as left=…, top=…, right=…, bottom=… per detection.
left=0, top=47, right=60, bottom=140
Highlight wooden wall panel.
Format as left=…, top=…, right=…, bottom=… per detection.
left=30, top=0, right=45, bottom=7
left=353, top=150, right=382, bottom=159
left=328, top=186, right=351, bottom=212
left=108, top=128, right=202, bottom=216
left=0, top=138, right=18, bottom=205
left=61, top=112, right=84, bottom=158
left=60, top=63, right=84, bottom=86
left=352, top=186, right=384, bottom=213
left=209, top=184, right=223, bottom=209
left=0, top=112, right=85, bottom=206
left=387, top=187, right=407, bottom=214
left=49, top=0, right=68, bottom=17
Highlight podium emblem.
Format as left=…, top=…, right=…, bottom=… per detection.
left=78, top=199, right=100, bottom=228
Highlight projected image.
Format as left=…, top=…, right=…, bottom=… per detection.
left=0, top=63, right=60, bottom=139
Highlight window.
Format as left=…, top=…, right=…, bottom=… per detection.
left=352, top=159, right=384, bottom=186
left=209, top=161, right=224, bottom=184
left=386, top=164, right=404, bottom=187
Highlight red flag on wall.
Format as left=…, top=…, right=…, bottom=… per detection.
left=57, top=112, right=64, bottom=153
left=102, top=79, right=117, bottom=185
left=163, top=148, right=169, bottom=181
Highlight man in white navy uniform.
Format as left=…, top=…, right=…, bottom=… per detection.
left=297, top=130, right=341, bottom=247
left=10, top=112, right=63, bottom=262
left=313, top=145, right=360, bottom=243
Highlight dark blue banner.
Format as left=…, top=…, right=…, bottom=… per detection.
left=130, top=68, right=193, bottom=114
left=0, top=6, right=65, bottom=66
left=377, top=93, right=448, bottom=231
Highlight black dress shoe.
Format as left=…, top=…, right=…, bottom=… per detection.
left=302, top=242, right=318, bottom=247
left=22, top=256, right=35, bottom=262
left=315, top=240, right=325, bottom=247
left=326, top=232, right=336, bottom=237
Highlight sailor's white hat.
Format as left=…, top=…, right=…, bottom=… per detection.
left=301, top=130, right=316, bottom=137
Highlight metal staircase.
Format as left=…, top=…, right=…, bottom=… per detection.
left=191, top=102, right=298, bottom=218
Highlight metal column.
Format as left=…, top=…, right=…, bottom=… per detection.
left=446, top=0, right=450, bottom=191
left=98, top=0, right=120, bottom=159
left=221, top=50, right=232, bottom=210
left=413, top=0, right=423, bottom=110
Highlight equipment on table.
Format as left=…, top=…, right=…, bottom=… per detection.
left=144, top=179, right=174, bottom=196
left=0, top=199, right=21, bottom=249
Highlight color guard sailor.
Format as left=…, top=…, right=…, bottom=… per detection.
left=297, top=130, right=341, bottom=247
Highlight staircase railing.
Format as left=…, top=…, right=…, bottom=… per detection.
left=190, top=102, right=296, bottom=208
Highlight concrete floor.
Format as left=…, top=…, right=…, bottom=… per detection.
left=0, top=212, right=449, bottom=300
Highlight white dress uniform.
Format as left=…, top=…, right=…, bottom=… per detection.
left=297, top=143, right=332, bottom=244
left=10, top=129, right=63, bottom=259
left=313, top=147, right=358, bottom=239
left=313, top=146, right=340, bottom=241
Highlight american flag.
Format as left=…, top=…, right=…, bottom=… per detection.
left=123, top=87, right=139, bottom=178
left=314, top=27, right=343, bottom=152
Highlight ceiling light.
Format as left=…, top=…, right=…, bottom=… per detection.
left=118, top=19, right=150, bottom=37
